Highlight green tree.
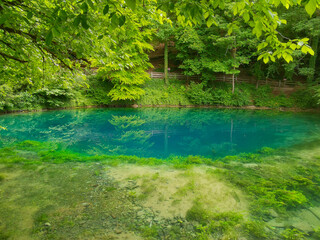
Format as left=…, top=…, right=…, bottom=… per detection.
left=174, top=9, right=255, bottom=86
left=156, top=23, right=175, bottom=85
left=0, top=0, right=163, bottom=100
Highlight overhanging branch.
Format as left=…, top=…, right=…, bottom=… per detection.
left=0, top=51, right=28, bottom=63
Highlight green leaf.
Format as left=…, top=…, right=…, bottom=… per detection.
left=98, top=35, right=104, bottom=40
left=52, top=27, right=60, bottom=37
left=243, top=12, right=250, bottom=22
left=305, top=0, right=317, bottom=16
left=289, top=43, right=297, bottom=50
left=103, top=4, right=109, bottom=15
left=81, top=2, right=88, bottom=13
left=109, top=12, right=116, bottom=19
left=86, top=0, right=95, bottom=10
left=27, top=12, right=33, bottom=19
left=307, top=47, right=315, bottom=55
left=302, top=45, right=315, bottom=55
left=126, top=0, right=136, bottom=10
left=73, top=14, right=82, bottom=27
left=111, top=14, right=118, bottom=27
left=257, top=42, right=268, bottom=51
left=270, top=55, right=275, bottom=62
left=59, top=10, right=67, bottom=21
left=301, top=45, right=308, bottom=54
left=206, top=16, right=215, bottom=28
left=45, top=30, right=53, bottom=45
left=119, top=15, right=126, bottom=27
left=280, top=0, right=289, bottom=9
left=283, top=52, right=293, bottom=63
left=81, top=15, right=90, bottom=29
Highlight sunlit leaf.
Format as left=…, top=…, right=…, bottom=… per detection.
left=126, top=0, right=136, bottom=10
left=305, top=0, right=317, bottom=16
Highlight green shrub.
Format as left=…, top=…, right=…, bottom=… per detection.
left=292, top=87, right=319, bottom=109
left=253, top=86, right=294, bottom=108
left=12, top=92, right=39, bottom=109
left=232, top=88, right=251, bottom=106
left=138, top=78, right=191, bottom=105
left=84, top=76, right=113, bottom=105
left=186, top=82, right=213, bottom=105
left=34, top=87, right=74, bottom=108
left=212, top=87, right=251, bottom=107
left=212, top=89, right=233, bottom=106
left=253, top=85, right=274, bottom=107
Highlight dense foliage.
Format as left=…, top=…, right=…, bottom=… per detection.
left=1, top=0, right=320, bottom=108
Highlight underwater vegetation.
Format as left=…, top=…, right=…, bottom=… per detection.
left=0, top=140, right=319, bottom=239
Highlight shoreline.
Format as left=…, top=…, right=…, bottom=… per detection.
left=0, top=104, right=319, bottom=116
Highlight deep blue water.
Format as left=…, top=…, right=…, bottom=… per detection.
left=0, top=108, right=319, bottom=158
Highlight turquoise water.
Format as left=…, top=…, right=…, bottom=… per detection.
left=0, top=108, right=319, bottom=158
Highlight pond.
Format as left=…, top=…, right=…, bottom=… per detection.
left=0, top=108, right=319, bottom=158
left=1, top=108, right=320, bottom=239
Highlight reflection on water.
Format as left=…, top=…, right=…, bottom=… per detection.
left=0, top=108, right=319, bottom=158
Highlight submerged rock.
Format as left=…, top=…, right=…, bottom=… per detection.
left=287, top=209, right=320, bottom=233
left=308, top=207, right=320, bottom=220
left=267, top=219, right=286, bottom=228
left=269, top=209, right=279, bottom=218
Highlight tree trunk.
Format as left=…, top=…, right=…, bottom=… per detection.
left=231, top=47, right=237, bottom=94
left=164, top=41, right=169, bottom=85
left=308, top=35, right=319, bottom=84
left=232, top=72, right=235, bottom=94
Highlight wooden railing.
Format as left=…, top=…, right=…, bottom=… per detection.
left=149, top=71, right=304, bottom=88
left=149, top=72, right=200, bottom=81
left=215, top=75, right=300, bottom=88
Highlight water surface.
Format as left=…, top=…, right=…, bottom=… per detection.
left=0, top=108, right=319, bottom=158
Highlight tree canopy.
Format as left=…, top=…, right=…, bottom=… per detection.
left=0, top=0, right=319, bottom=100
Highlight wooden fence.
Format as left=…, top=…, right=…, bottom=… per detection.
left=149, top=71, right=304, bottom=88
left=149, top=72, right=200, bottom=81
left=215, top=75, right=300, bottom=88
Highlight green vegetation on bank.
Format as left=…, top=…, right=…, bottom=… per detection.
left=0, top=77, right=318, bottom=112
left=2, top=1, right=320, bottom=112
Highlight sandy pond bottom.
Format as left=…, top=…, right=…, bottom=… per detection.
left=0, top=143, right=320, bottom=240
left=0, top=163, right=249, bottom=240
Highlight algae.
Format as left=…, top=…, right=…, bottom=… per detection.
left=0, top=140, right=319, bottom=239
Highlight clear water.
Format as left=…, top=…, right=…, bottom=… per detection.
left=0, top=108, right=319, bottom=158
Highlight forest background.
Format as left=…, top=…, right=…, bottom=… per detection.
left=1, top=0, right=320, bottom=111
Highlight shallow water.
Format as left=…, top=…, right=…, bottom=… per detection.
left=0, top=108, right=319, bottom=158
